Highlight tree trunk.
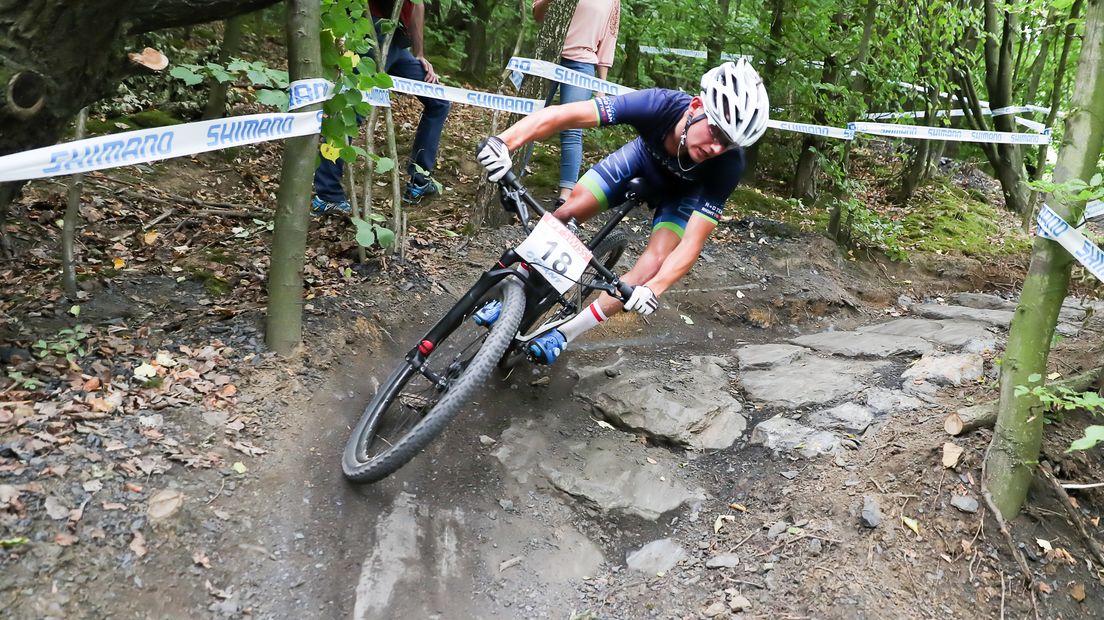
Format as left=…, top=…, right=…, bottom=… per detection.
left=0, top=0, right=280, bottom=161
left=984, top=0, right=1104, bottom=519
left=1021, top=8, right=1056, bottom=106
left=470, top=0, right=580, bottom=231
left=62, top=107, right=88, bottom=300
left=202, top=14, right=246, bottom=120
left=706, top=0, right=731, bottom=67
left=955, top=0, right=1031, bottom=217
left=1028, top=0, right=1085, bottom=214
left=792, top=28, right=842, bottom=203
left=744, top=0, right=785, bottom=183
left=265, top=0, right=321, bottom=355
left=462, top=0, right=495, bottom=77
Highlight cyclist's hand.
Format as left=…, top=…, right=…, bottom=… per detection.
left=624, top=285, right=659, bottom=316
left=477, top=136, right=512, bottom=182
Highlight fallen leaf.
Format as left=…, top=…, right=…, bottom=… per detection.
left=1071, top=582, right=1086, bottom=602
left=713, top=514, right=736, bottom=534
left=595, top=420, right=615, bottom=431
left=219, top=384, right=237, bottom=398
left=133, top=363, right=157, bottom=380
left=736, top=290, right=745, bottom=298
left=130, top=531, right=147, bottom=557
left=113, top=257, right=126, bottom=269
left=155, top=351, right=177, bottom=367
left=1047, top=372, right=1061, bottom=381
left=147, top=489, right=184, bottom=520
left=1053, top=548, right=1077, bottom=564
left=646, top=457, right=657, bottom=465
left=1037, top=538, right=1053, bottom=552
left=44, top=496, right=70, bottom=520
left=143, top=230, right=158, bottom=245
left=0, top=537, right=29, bottom=547
left=942, top=442, right=964, bottom=468
left=729, top=503, right=747, bottom=512
left=902, top=516, right=920, bottom=535
left=102, top=502, right=127, bottom=511
left=680, top=314, right=695, bottom=325
left=192, top=550, right=211, bottom=568
left=1038, top=582, right=1052, bottom=594
left=231, top=462, right=247, bottom=475
left=124, top=483, right=143, bottom=493
left=54, top=532, right=78, bottom=546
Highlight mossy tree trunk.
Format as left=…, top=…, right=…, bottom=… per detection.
left=984, top=0, right=1104, bottom=519
left=265, top=0, right=322, bottom=354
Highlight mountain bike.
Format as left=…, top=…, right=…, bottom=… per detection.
left=342, top=168, right=653, bottom=483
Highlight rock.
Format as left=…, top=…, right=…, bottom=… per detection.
left=858, top=318, right=997, bottom=351
left=861, top=495, right=882, bottom=528
left=494, top=421, right=705, bottom=520
left=863, top=387, right=924, bottom=414
left=478, top=435, right=496, bottom=446
left=766, top=521, right=790, bottom=539
left=950, top=292, right=1015, bottom=310
left=498, top=499, right=514, bottom=511
left=806, top=403, right=875, bottom=432
left=44, top=496, right=70, bottom=520
left=147, top=488, right=185, bottom=521
left=950, top=495, right=979, bottom=513
left=702, top=601, right=728, bottom=617
left=573, top=355, right=746, bottom=450
left=910, top=303, right=1013, bottom=328
left=729, top=594, right=752, bottom=612
left=735, top=343, right=809, bottom=370
left=705, top=553, right=741, bottom=569
left=791, top=331, right=932, bottom=358
left=741, top=358, right=888, bottom=409
left=626, top=538, right=686, bottom=574
left=902, top=352, right=985, bottom=386
left=138, top=414, right=163, bottom=430
left=751, top=416, right=840, bottom=458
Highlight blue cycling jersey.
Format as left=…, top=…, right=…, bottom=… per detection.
left=582, top=88, right=745, bottom=233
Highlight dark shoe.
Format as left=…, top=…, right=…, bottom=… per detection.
left=527, top=329, right=567, bottom=365
left=403, top=177, right=439, bottom=203
left=311, top=196, right=351, bottom=217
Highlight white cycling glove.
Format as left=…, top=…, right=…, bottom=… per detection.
left=477, top=136, right=512, bottom=182
left=624, top=286, right=659, bottom=316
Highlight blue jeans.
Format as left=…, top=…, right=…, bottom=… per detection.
left=544, top=58, right=595, bottom=190
left=314, top=35, right=451, bottom=202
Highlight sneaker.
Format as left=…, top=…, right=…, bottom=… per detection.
left=403, top=177, right=439, bottom=203
left=472, top=300, right=502, bottom=327
left=311, top=195, right=351, bottom=217
left=527, top=329, right=567, bottom=365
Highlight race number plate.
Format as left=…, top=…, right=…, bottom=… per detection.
left=514, top=214, right=594, bottom=294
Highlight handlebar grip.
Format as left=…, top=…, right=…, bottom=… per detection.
left=617, top=282, right=635, bottom=301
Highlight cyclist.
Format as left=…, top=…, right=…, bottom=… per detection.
left=476, top=60, right=769, bottom=364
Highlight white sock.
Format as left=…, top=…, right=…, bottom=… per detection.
left=559, top=302, right=607, bottom=343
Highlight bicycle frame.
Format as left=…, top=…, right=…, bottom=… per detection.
left=402, top=172, right=646, bottom=376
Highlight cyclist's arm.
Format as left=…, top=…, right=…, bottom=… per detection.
left=644, top=214, right=716, bottom=295
left=498, top=100, right=600, bottom=151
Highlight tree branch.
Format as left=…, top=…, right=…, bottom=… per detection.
left=128, top=0, right=281, bottom=34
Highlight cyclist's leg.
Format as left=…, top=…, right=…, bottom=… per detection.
left=553, top=138, right=652, bottom=225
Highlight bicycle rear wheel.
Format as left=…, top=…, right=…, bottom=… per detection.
left=499, top=229, right=629, bottom=369
left=342, top=276, right=526, bottom=483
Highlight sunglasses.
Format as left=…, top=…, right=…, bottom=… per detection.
left=691, top=114, right=735, bottom=150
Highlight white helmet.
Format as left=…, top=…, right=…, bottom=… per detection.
left=700, top=59, right=769, bottom=148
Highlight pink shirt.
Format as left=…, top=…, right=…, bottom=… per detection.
left=559, top=0, right=621, bottom=68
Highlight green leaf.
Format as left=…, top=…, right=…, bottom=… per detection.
left=231, top=461, right=248, bottom=474
left=69, top=305, right=80, bottom=317
left=245, top=69, right=271, bottom=87
left=0, top=537, right=29, bottom=548
left=1091, top=173, right=1103, bottom=187
left=1067, top=425, right=1104, bottom=452
left=1027, top=373, right=1042, bottom=383
left=375, top=226, right=396, bottom=248
left=352, top=217, right=378, bottom=247
left=374, top=157, right=395, bottom=174
left=255, top=89, right=289, bottom=110
left=169, top=66, right=204, bottom=86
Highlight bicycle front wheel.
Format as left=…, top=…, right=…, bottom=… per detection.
left=342, top=276, right=526, bottom=483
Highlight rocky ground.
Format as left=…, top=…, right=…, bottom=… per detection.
left=2, top=95, right=1104, bottom=619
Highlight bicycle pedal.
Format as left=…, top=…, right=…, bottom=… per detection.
left=473, top=300, right=502, bottom=327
